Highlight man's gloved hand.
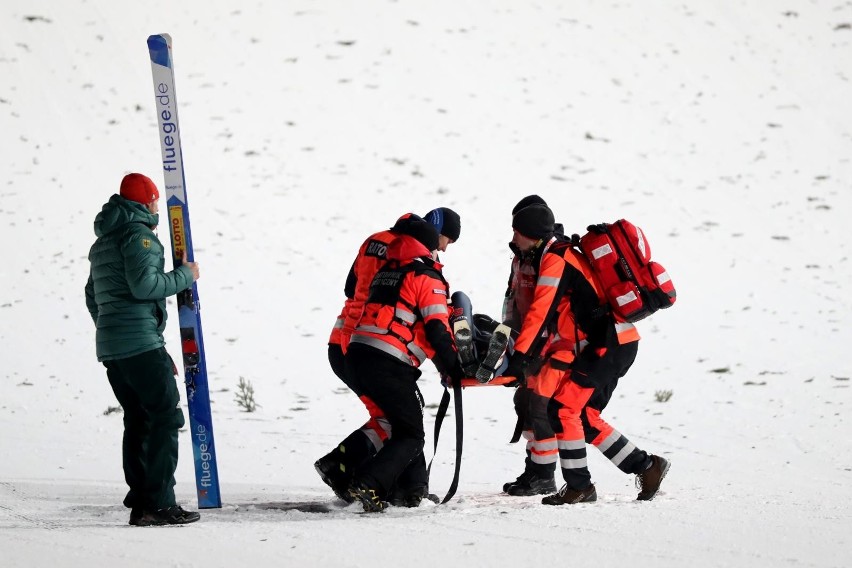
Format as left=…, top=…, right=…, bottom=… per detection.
left=444, top=360, right=466, bottom=387
left=501, top=352, right=531, bottom=386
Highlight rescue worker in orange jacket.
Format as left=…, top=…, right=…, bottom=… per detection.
left=316, top=210, right=461, bottom=503
left=501, top=204, right=670, bottom=503
left=499, top=203, right=564, bottom=496
left=501, top=195, right=561, bottom=496
left=502, top=195, right=551, bottom=332
left=345, top=220, right=465, bottom=512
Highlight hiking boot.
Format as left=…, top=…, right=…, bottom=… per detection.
left=388, top=487, right=440, bottom=506
left=129, top=505, right=200, bottom=526
left=503, top=471, right=526, bottom=493
left=636, top=455, right=670, bottom=501
left=504, top=470, right=556, bottom=496
left=158, top=505, right=201, bottom=524
left=130, top=507, right=168, bottom=527
left=315, top=455, right=355, bottom=503
left=348, top=480, right=388, bottom=513
left=542, top=483, right=597, bottom=505
left=392, top=494, right=423, bottom=508
left=502, top=470, right=534, bottom=493
left=390, top=486, right=432, bottom=508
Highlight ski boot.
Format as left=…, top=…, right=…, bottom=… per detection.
left=453, top=319, right=479, bottom=377
left=475, top=323, right=511, bottom=383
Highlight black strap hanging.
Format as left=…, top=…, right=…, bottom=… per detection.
left=509, top=415, right=523, bottom=443
left=427, top=379, right=464, bottom=504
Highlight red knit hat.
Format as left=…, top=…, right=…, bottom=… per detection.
left=120, top=173, right=160, bottom=204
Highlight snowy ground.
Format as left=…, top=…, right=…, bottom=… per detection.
left=1, top=1, right=851, bottom=567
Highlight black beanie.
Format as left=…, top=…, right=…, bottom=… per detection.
left=401, top=218, right=440, bottom=252
left=512, top=195, right=547, bottom=216
left=390, top=212, right=423, bottom=232
left=424, top=207, right=461, bottom=242
left=512, top=204, right=555, bottom=240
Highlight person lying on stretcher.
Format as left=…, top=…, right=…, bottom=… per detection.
left=447, top=291, right=517, bottom=386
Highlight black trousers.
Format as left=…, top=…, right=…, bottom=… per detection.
left=324, top=343, right=381, bottom=477
left=327, top=343, right=348, bottom=384
left=103, top=347, right=185, bottom=510
left=345, top=343, right=426, bottom=497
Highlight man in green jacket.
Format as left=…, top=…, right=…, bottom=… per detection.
left=85, top=172, right=201, bottom=526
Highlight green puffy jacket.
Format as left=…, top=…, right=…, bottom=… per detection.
left=85, top=194, right=194, bottom=361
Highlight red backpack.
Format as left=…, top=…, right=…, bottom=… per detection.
left=571, top=220, right=676, bottom=322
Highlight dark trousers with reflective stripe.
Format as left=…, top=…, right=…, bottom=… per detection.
left=548, top=341, right=650, bottom=490
left=103, top=347, right=185, bottom=510
left=345, top=343, right=426, bottom=497
left=323, top=344, right=390, bottom=479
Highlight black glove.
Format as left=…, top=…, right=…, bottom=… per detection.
left=501, top=352, right=530, bottom=383
left=444, top=360, right=466, bottom=387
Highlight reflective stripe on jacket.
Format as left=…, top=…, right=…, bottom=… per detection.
left=513, top=236, right=639, bottom=363
left=351, top=235, right=457, bottom=374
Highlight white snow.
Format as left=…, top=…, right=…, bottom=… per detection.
left=1, top=0, right=851, bottom=566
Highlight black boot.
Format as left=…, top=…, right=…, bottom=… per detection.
left=129, top=505, right=200, bottom=526
left=390, top=485, right=435, bottom=508
left=314, top=454, right=355, bottom=503
left=503, top=470, right=556, bottom=496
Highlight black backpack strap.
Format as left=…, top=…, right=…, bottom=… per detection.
left=509, top=414, right=523, bottom=443
left=426, top=379, right=464, bottom=504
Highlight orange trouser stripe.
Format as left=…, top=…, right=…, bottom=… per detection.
left=359, top=395, right=390, bottom=442
left=553, top=379, right=595, bottom=439
left=530, top=437, right=559, bottom=464
left=585, top=406, right=615, bottom=446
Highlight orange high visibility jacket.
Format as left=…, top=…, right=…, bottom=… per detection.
left=513, top=236, right=640, bottom=363
left=328, top=214, right=424, bottom=351
left=349, top=234, right=458, bottom=376
left=328, top=228, right=397, bottom=349
left=503, top=224, right=567, bottom=332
